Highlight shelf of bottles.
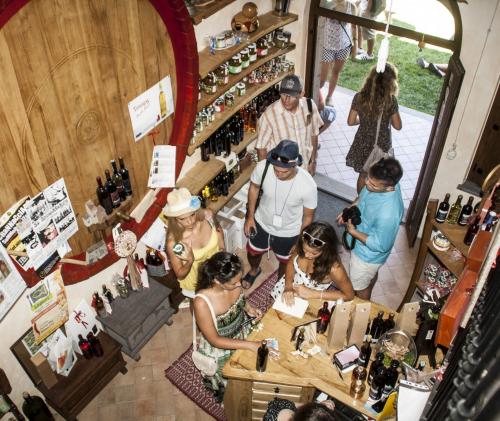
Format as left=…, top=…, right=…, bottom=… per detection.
left=198, top=11, right=298, bottom=78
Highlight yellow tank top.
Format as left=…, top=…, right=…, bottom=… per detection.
left=178, top=224, right=219, bottom=291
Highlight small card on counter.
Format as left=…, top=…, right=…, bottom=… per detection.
left=333, top=344, right=360, bottom=372
left=272, top=296, right=309, bottom=318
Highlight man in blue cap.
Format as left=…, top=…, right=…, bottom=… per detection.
left=242, top=140, right=318, bottom=288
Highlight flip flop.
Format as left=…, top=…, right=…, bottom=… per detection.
left=241, top=267, right=262, bottom=289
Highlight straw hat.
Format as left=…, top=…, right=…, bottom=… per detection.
left=163, top=188, right=200, bottom=217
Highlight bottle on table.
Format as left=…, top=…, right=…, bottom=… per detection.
left=102, top=284, right=114, bottom=303
left=414, top=305, right=440, bottom=366
left=256, top=340, right=269, bottom=372
left=446, top=195, right=463, bottom=224
left=96, top=176, right=113, bottom=215
left=382, top=360, right=400, bottom=397
left=370, top=311, right=385, bottom=342
left=364, top=319, right=371, bottom=342
left=92, top=292, right=107, bottom=318
left=296, top=327, right=305, bottom=351
left=111, top=160, right=126, bottom=201
left=350, top=366, right=367, bottom=399
left=316, top=301, right=331, bottom=334
left=464, top=216, right=481, bottom=246
left=118, top=157, right=132, bottom=196
left=383, top=313, right=396, bottom=334
left=368, top=352, right=385, bottom=385
left=368, top=366, right=386, bottom=401
left=458, top=196, right=474, bottom=226
left=78, top=334, right=93, bottom=359
left=357, top=337, right=372, bottom=368
left=435, top=193, right=450, bottom=223
left=104, top=169, right=121, bottom=208
left=87, top=332, right=104, bottom=357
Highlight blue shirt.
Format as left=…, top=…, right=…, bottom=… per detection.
left=348, top=185, right=404, bottom=264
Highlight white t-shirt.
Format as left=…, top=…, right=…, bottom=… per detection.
left=251, top=160, right=318, bottom=237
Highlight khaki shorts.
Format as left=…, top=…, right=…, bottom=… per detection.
left=349, top=252, right=382, bottom=290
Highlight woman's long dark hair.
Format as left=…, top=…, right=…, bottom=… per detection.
left=196, top=252, right=242, bottom=292
left=297, top=221, right=340, bottom=282
left=292, top=401, right=336, bottom=420
left=358, top=62, right=399, bottom=114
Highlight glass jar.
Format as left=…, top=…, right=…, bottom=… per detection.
left=236, top=82, right=246, bottom=96
left=203, top=72, right=217, bottom=94
left=195, top=114, right=204, bottom=133
left=248, top=70, right=257, bottom=85
left=248, top=43, right=257, bottom=62
left=225, top=92, right=234, bottom=107
left=240, top=48, right=250, bottom=69
left=200, top=110, right=209, bottom=126
left=215, top=64, right=229, bottom=86
left=214, top=97, right=225, bottom=113
left=216, top=35, right=225, bottom=49
left=276, top=35, right=287, bottom=49
left=288, top=61, right=295, bottom=73
left=282, top=62, right=290, bottom=73
left=114, top=277, right=130, bottom=299
left=207, top=106, right=215, bottom=122
left=265, top=31, right=275, bottom=47
left=256, top=38, right=268, bottom=57
left=282, top=30, right=292, bottom=45
left=229, top=54, right=242, bottom=74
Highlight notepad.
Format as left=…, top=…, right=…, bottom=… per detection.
left=272, top=296, right=309, bottom=318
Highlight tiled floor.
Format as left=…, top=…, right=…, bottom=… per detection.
left=58, top=232, right=418, bottom=421
left=317, top=86, right=434, bottom=210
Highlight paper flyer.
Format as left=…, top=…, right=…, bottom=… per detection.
left=0, top=244, right=26, bottom=321
left=0, top=197, right=31, bottom=269
left=147, top=145, right=176, bottom=188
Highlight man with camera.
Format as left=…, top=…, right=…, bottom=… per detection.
left=338, top=158, right=404, bottom=299
left=243, top=140, right=317, bottom=289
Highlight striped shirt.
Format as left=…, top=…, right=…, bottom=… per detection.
left=255, top=98, right=324, bottom=165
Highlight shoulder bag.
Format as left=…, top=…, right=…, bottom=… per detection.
left=192, top=294, right=218, bottom=376
left=362, top=111, right=394, bottom=173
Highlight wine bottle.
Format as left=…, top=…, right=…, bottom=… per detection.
left=350, top=366, right=367, bottom=399
left=368, top=366, right=386, bottom=401
left=458, top=196, right=474, bottom=226
left=104, top=169, right=121, bottom=208
left=118, top=157, right=132, bottom=196
left=295, top=327, right=305, bottom=351
left=368, top=352, right=385, bottom=385
left=464, top=216, right=480, bottom=245
left=382, top=360, right=400, bottom=397
left=256, top=340, right=269, bottom=372
left=201, top=141, right=210, bottom=161
left=435, top=193, right=450, bottom=223
left=446, top=195, right=463, bottom=224
left=78, top=334, right=93, bottom=359
left=102, top=284, right=114, bottom=303
left=316, top=301, right=331, bottom=334
left=383, top=313, right=395, bottom=335
left=87, top=332, right=104, bottom=357
left=96, top=176, right=113, bottom=215
left=370, top=311, right=384, bottom=341
left=357, top=338, right=372, bottom=368
left=110, top=160, right=126, bottom=201
left=364, top=319, right=371, bottom=342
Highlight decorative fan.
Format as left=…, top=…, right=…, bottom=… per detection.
left=114, top=230, right=141, bottom=291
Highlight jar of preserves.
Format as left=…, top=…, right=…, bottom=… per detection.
left=215, top=64, right=229, bottom=86
left=214, top=97, right=225, bottom=113
left=282, top=62, right=290, bottom=73
left=248, top=71, right=257, bottom=85
left=204, top=72, right=217, bottom=94
left=216, top=35, right=225, bottom=49
left=248, top=43, right=257, bottom=62
left=283, top=31, right=292, bottom=45
left=256, top=38, right=268, bottom=57
left=236, top=82, right=246, bottom=96
left=225, top=92, right=234, bottom=107
left=229, top=54, right=242, bottom=74
left=200, top=110, right=209, bottom=127
left=195, top=114, right=204, bottom=133
left=276, top=35, right=287, bottom=49
left=207, top=106, right=215, bottom=122
left=240, top=48, right=250, bottom=69
left=288, top=61, right=295, bottom=73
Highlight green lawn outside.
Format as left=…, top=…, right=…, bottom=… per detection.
left=337, top=24, right=452, bottom=115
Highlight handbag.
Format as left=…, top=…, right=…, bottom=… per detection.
left=191, top=294, right=218, bottom=376
left=362, top=112, right=394, bottom=172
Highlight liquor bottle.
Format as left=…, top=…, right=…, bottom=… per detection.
left=102, top=284, right=114, bottom=303
left=363, top=319, right=371, bottom=342
left=248, top=102, right=258, bottom=133
left=435, top=193, right=450, bottom=223
left=350, top=366, right=367, bottom=399
left=464, top=216, right=480, bottom=246
left=414, top=305, right=439, bottom=364
left=118, top=157, right=133, bottom=196
left=159, top=82, right=167, bottom=118
left=316, top=301, right=331, bottom=334
left=104, top=169, right=121, bottom=208
left=368, top=352, right=385, bottom=385
left=368, top=366, right=386, bottom=401
left=357, top=338, right=372, bottom=368
left=295, top=327, right=305, bottom=351
left=370, top=311, right=385, bottom=341
left=78, top=334, right=93, bottom=359
left=92, top=292, right=107, bottom=318
left=383, top=313, right=395, bottom=335
left=87, top=332, right=104, bottom=357
left=110, top=160, right=126, bottom=201
left=382, top=360, right=400, bottom=397
left=446, top=195, right=463, bottom=224
left=256, top=340, right=269, bottom=372
left=458, top=196, right=474, bottom=226
left=96, top=176, right=113, bottom=215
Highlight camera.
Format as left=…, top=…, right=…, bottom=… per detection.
left=342, top=206, right=362, bottom=226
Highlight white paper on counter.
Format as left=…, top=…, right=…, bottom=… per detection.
left=272, top=296, right=309, bottom=318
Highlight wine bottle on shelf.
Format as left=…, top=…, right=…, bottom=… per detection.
left=357, top=338, right=372, bottom=368
left=370, top=311, right=384, bottom=341
left=110, top=160, right=126, bottom=201
left=96, top=176, right=113, bottom=215
left=446, top=194, right=463, bottom=224
left=464, top=216, right=480, bottom=245
left=458, top=196, right=474, bottom=226
left=201, top=141, right=210, bottom=161
left=87, top=332, right=104, bottom=357
left=118, top=157, right=132, bottom=196
left=435, top=193, right=450, bottom=223
left=368, top=366, right=386, bottom=401
left=382, top=360, right=400, bottom=397
left=256, top=340, right=269, bottom=372
left=104, top=169, right=121, bottom=208
left=364, top=319, right=371, bottom=342
left=78, top=334, right=93, bottom=359
left=383, top=313, right=395, bottom=334
left=248, top=102, right=258, bottom=133
left=368, top=352, right=385, bottom=385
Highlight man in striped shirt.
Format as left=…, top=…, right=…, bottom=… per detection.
left=255, top=75, right=325, bottom=175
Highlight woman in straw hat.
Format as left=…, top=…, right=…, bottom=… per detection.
left=164, top=188, right=224, bottom=305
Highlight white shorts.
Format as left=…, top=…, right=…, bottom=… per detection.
left=349, top=252, right=382, bottom=290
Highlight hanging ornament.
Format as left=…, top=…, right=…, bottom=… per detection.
left=114, top=230, right=142, bottom=291
left=446, top=143, right=457, bottom=160
left=376, top=0, right=393, bottom=73
left=418, top=34, right=426, bottom=52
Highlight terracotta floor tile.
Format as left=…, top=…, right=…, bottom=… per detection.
left=173, top=392, right=199, bottom=417
left=135, top=398, right=157, bottom=417
left=94, top=383, right=116, bottom=406
left=77, top=404, right=98, bottom=421
left=97, top=403, right=118, bottom=420
left=154, top=392, right=177, bottom=416
left=154, top=416, right=176, bottom=421
left=114, top=384, right=136, bottom=403
left=116, top=401, right=136, bottom=419
left=134, top=365, right=154, bottom=383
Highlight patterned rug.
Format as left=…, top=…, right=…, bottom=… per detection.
left=165, top=271, right=279, bottom=421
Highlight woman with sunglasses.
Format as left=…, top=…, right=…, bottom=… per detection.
left=271, top=221, right=354, bottom=305
left=193, top=252, right=266, bottom=401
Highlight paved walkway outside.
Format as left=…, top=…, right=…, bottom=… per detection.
left=317, top=86, right=434, bottom=210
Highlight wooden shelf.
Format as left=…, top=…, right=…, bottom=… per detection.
left=178, top=131, right=257, bottom=194
left=198, top=43, right=296, bottom=112
left=426, top=240, right=466, bottom=278
left=198, top=12, right=298, bottom=78
left=189, top=71, right=292, bottom=155
left=208, top=162, right=256, bottom=213
left=431, top=220, right=470, bottom=256
left=188, top=0, right=237, bottom=25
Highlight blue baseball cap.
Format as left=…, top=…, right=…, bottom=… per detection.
left=267, top=140, right=303, bottom=168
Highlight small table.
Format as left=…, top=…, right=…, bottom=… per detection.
left=97, top=279, right=175, bottom=360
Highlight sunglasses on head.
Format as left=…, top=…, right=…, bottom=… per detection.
left=302, top=232, right=325, bottom=248
left=271, top=153, right=296, bottom=165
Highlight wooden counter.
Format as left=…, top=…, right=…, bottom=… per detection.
left=222, top=297, right=394, bottom=420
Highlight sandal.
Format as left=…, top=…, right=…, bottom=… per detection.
left=241, top=267, right=262, bottom=289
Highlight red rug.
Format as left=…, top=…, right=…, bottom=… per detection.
left=165, top=271, right=279, bottom=421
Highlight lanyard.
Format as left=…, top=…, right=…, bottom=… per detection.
left=274, top=175, right=296, bottom=217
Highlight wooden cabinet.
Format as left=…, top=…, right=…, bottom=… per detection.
left=176, top=11, right=298, bottom=211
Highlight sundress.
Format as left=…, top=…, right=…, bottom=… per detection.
left=197, top=294, right=253, bottom=401
left=346, top=93, right=399, bottom=173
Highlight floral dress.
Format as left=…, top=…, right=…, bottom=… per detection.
left=197, top=294, right=253, bottom=401
left=346, top=93, right=399, bottom=173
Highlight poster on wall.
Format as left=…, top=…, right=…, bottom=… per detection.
left=128, top=75, right=174, bottom=142
left=0, top=244, right=26, bottom=321
left=0, top=197, right=31, bottom=269
left=147, top=145, right=176, bottom=188
left=27, top=269, right=69, bottom=344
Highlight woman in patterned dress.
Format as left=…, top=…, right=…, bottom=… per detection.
left=271, top=221, right=354, bottom=305
left=193, top=252, right=264, bottom=402
left=346, top=63, right=402, bottom=192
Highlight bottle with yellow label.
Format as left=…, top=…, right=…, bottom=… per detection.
left=159, top=82, right=167, bottom=118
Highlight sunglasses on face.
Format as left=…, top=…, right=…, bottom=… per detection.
left=271, top=153, right=296, bottom=164
left=302, top=232, right=326, bottom=248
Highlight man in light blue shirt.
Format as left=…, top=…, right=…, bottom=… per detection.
left=338, top=158, right=404, bottom=299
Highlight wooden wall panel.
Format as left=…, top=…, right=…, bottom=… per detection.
left=0, top=0, right=177, bottom=255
